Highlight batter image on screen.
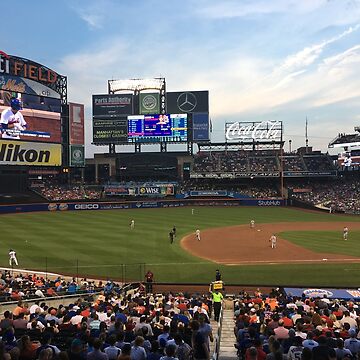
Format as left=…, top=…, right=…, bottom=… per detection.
left=0, top=97, right=27, bottom=139
left=0, top=91, right=61, bottom=143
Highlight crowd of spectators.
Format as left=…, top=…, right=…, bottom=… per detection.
left=0, top=271, right=101, bottom=302
left=233, top=289, right=360, bottom=360
left=302, top=156, right=335, bottom=172
left=36, top=186, right=102, bottom=201
left=193, top=151, right=280, bottom=174
left=290, top=178, right=360, bottom=213
left=179, top=181, right=280, bottom=198
left=193, top=152, right=335, bottom=175
left=0, top=285, right=216, bottom=360
left=282, top=157, right=306, bottom=172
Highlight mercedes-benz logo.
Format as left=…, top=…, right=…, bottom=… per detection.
left=177, top=92, right=197, bottom=112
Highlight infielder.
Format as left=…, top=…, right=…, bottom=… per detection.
left=269, top=234, right=277, bottom=249
left=9, top=249, right=18, bottom=266
left=196, top=229, right=201, bottom=241
left=343, top=226, right=349, bottom=241
left=0, top=98, right=27, bottom=139
left=250, top=220, right=255, bottom=229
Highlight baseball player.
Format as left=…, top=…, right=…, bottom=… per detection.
left=196, top=229, right=201, bottom=241
left=130, top=219, right=135, bottom=229
left=250, top=220, right=255, bottom=229
left=343, top=226, right=349, bottom=241
left=169, top=230, right=174, bottom=244
left=9, top=249, right=18, bottom=266
left=269, top=234, right=277, bottom=249
left=0, top=98, right=27, bottom=139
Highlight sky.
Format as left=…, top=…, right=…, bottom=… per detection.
left=2, top=0, right=360, bottom=156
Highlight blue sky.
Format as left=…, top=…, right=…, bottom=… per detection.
left=2, top=0, right=360, bottom=155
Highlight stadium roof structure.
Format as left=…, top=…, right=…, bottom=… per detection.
left=328, top=133, right=360, bottom=148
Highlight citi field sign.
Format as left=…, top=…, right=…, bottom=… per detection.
left=0, top=50, right=64, bottom=96
left=226, top=120, right=283, bottom=142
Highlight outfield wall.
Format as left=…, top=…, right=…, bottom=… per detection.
left=0, top=198, right=286, bottom=214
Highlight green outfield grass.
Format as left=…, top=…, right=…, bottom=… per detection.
left=1, top=206, right=360, bottom=287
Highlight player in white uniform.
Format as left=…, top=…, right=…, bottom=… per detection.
left=269, top=234, right=277, bottom=249
left=9, top=249, right=18, bottom=266
left=130, top=219, right=135, bottom=229
left=343, top=227, right=349, bottom=240
left=0, top=98, right=27, bottom=139
left=250, top=220, right=255, bottom=229
left=196, top=229, right=201, bottom=241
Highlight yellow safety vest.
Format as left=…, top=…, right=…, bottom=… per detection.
left=212, top=292, right=223, bottom=302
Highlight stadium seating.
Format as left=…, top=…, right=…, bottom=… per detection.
left=233, top=288, right=360, bottom=360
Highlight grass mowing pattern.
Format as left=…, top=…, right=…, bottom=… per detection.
left=279, top=231, right=360, bottom=256
left=1, top=207, right=360, bottom=286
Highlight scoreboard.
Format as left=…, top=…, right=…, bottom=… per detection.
left=128, top=114, right=188, bottom=143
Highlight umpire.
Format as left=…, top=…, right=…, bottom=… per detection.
left=211, top=288, right=224, bottom=322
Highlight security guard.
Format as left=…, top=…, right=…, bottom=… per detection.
left=211, top=288, right=224, bottom=322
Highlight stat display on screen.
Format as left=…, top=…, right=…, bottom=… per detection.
left=127, top=113, right=187, bottom=143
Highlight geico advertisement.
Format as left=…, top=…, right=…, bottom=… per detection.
left=0, top=140, right=62, bottom=166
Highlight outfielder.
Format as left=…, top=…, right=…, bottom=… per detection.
left=0, top=98, right=27, bottom=139
left=269, top=234, right=277, bottom=249
left=130, top=219, right=135, bottom=229
left=343, top=226, right=349, bottom=241
left=9, top=249, right=18, bottom=266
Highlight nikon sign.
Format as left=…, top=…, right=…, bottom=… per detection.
left=0, top=140, right=61, bottom=166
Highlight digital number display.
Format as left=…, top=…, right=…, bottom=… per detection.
left=128, top=114, right=187, bottom=142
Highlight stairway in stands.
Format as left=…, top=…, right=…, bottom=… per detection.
left=218, top=305, right=238, bottom=360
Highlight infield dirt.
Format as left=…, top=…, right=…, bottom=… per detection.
left=181, top=222, right=360, bottom=265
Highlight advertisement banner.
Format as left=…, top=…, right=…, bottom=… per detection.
left=139, top=93, right=160, bottom=114
left=69, top=103, right=85, bottom=145
left=0, top=74, right=61, bottom=99
left=0, top=50, right=64, bottom=94
left=190, top=172, right=279, bottom=179
left=192, top=113, right=210, bottom=142
left=166, top=91, right=209, bottom=114
left=93, top=118, right=128, bottom=143
left=92, top=94, right=133, bottom=117
left=190, top=190, right=227, bottom=197
left=138, top=186, right=174, bottom=196
left=104, top=184, right=174, bottom=196
left=69, top=145, right=85, bottom=167
left=0, top=140, right=61, bottom=166
left=226, top=120, right=283, bottom=143
left=284, top=171, right=337, bottom=177
left=284, top=288, right=360, bottom=300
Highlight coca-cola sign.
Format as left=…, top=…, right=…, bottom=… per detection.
left=226, top=120, right=282, bottom=142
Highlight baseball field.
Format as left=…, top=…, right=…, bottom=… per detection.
left=1, top=206, right=360, bottom=287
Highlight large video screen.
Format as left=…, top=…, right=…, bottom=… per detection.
left=0, top=90, right=61, bottom=143
left=127, top=113, right=187, bottom=143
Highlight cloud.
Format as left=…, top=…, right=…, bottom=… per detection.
left=197, top=0, right=327, bottom=19
left=69, top=0, right=109, bottom=29
left=278, top=24, right=360, bottom=72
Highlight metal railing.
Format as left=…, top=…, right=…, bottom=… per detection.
left=212, top=305, right=224, bottom=360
